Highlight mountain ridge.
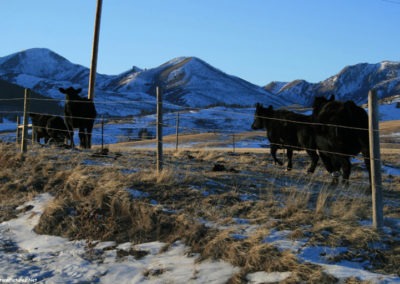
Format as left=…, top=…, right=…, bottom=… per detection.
left=1, top=48, right=399, bottom=115
left=0, top=48, right=286, bottom=116
left=265, top=61, right=400, bottom=106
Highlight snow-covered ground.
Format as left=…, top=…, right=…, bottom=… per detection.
left=0, top=102, right=399, bottom=283
left=1, top=192, right=399, bottom=283
left=1, top=100, right=399, bottom=147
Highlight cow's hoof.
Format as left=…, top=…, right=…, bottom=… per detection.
left=331, top=171, right=341, bottom=178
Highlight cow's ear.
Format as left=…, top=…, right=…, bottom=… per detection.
left=268, top=105, right=273, bottom=111
left=329, top=94, right=335, bottom=101
left=77, top=88, right=82, bottom=93
left=59, top=88, right=66, bottom=93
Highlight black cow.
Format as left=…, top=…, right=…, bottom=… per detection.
left=46, top=116, right=69, bottom=143
left=30, top=113, right=69, bottom=144
left=312, top=95, right=371, bottom=184
left=59, top=87, right=97, bottom=149
left=251, top=103, right=319, bottom=173
left=30, top=113, right=50, bottom=143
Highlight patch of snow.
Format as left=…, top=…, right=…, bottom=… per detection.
left=0, top=118, right=15, bottom=132
left=321, top=264, right=400, bottom=283
left=0, top=194, right=239, bottom=283
left=246, top=271, right=292, bottom=283
left=377, top=103, right=400, bottom=121
left=126, top=188, right=150, bottom=199
left=263, top=229, right=307, bottom=252
left=383, top=165, right=400, bottom=176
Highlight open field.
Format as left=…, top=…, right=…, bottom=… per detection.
left=0, top=134, right=399, bottom=282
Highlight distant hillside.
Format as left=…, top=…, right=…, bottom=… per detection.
left=265, top=61, right=400, bottom=106
left=0, top=79, right=62, bottom=121
left=2, top=48, right=399, bottom=117
left=0, top=48, right=287, bottom=117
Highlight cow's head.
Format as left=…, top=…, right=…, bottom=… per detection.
left=312, top=95, right=335, bottom=117
left=251, top=103, right=273, bottom=130
left=59, top=87, right=83, bottom=100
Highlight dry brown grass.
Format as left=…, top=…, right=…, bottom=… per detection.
left=0, top=140, right=399, bottom=281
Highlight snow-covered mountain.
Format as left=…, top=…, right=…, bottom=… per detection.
left=266, top=62, right=400, bottom=106
left=0, top=48, right=285, bottom=117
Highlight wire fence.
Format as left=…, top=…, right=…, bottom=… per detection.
left=0, top=95, right=399, bottom=152
left=0, top=101, right=397, bottom=196
left=1, top=90, right=400, bottom=231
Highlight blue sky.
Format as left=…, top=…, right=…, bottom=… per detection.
left=0, top=0, right=399, bottom=85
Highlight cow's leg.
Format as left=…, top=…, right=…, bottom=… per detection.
left=85, top=132, right=90, bottom=149
left=360, top=145, right=372, bottom=186
left=66, top=130, right=74, bottom=148
left=70, top=130, right=75, bottom=148
left=340, top=157, right=351, bottom=185
left=87, top=124, right=94, bottom=149
left=271, top=145, right=283, bottom=166
left=63, top=128, right=70, bottom=146
left=319, top=152, right=340, bottom=184
left=319, top=152, right=334, bottom=173
left=65, top=122, right=75, bottom=148
left=286, top=148, right=293, bottom=171
left=306, top=150, right=319, bottom=173
left=34, top=130, right=40, bottom=143
left=330, top=171, right=340, bottom=186
left=79, top=128, right=87, bottom=148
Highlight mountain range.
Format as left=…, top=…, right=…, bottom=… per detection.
left=0, top=48, right=285, bottom=118
left=0, top=48, right=399, bottom=119
left=265, top=62, right=400, bottom=106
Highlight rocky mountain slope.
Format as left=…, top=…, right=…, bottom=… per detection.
left=0, top=48, right=285, bottom=117
left=1, top=48, right=399, bottom=118
left=265, top=62, right=400, bottom=106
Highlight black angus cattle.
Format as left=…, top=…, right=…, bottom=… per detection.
left=312, top=95, right=371, bottom=184
left=30, top=113, right=50, bottom=143
left=251, top=103, right=319, bottom=173
left=46, top=116, right=69, bottom=143
left=59, top=87, right=97, bottom=149
left=30, top=113, right=69, bottom=144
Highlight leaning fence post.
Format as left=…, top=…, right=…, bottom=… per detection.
left=21, top=89, right=30, bottom=153
left=368, top=89, right=383, bottom=230
left=156, top=86, right=163, bottom=174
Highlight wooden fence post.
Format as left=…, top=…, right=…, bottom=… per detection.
left=175, top=112, right=180, bottom=152
left=101, top=115, right=104, bottom=151
left=16, top=116, right=21, bottom=146
left=368, top=89, right=383, bottom=230
left=156, top=86, right=163, bottom=174
left=21, top=89, right=30, bottom=153
left=232, top=133, right=236, bottom=153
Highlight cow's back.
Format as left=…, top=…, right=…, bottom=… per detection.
left=267, top=110, right=309, bottom=148
left=314, top=100, right=368, bottom=155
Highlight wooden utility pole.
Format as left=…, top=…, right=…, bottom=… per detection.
left=88, top=0, right=103, bottom=100
left=21, top=89, right=30, bottom=153
left=156, top=87, right=163, bottom=174
left=368, top=89, right=383, bottom=230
